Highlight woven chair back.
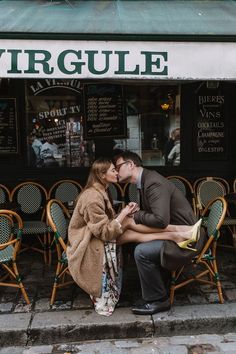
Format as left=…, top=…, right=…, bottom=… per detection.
left=167, top=177, right=187, bottom=195
left=124, top=183, right=140, bottom=204
left=0, top=184, right=10, bottom=204
left=204, top=197, right=227, bottom=240
left=49, top=201, right=68, bottom=242
left=49, top=179, right=82, bottom=205
left=194, top=177, right=229, bottom=214
left=0, top=214, right=13, bottom=245
left=11, top=182, right=48, bottom=218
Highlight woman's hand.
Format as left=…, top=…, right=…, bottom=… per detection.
left=127, top=202, right=139, bottom=216
left=115, top=202, right=140, bottom=225
left=121, top=203, right=136, bottom=216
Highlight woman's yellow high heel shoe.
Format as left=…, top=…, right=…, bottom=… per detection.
left=177, top=219, right=202, bottom=251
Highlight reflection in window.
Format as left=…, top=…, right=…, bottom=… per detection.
left=123, top=84, right=181, bottom=166
left=26, top=79, right=95, bottom=168
left=26, top=80, right=180, bottom=168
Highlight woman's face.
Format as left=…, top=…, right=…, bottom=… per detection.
left=103, top=163, right=118, bottom=183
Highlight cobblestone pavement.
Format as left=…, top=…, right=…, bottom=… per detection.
left=0, top=333, right=236, bottom=354
left=0, top=244, right=236, bottom=314
left=1, top=242, right=236, bottom=351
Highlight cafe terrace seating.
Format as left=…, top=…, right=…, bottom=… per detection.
left=108, top=182, right=125, bottom=210
left=123, top=183, right=140, bottom=204
left=10, top=182, right=49, bottom=264
left=46, top=199, right=74, bottom=305
left=170, top=196, right=227, bottom=305
left=0, top=184, right=10, bottom=204
left=193, top=177, right=230, bottom=217
left=194, top=176, right=236, bottom=245
left=0, top=210, right=30, bottom=304
left=47, top=180, right=82, bottom=263
left=167, top=175, right=197, bottom=215
left=48, top=179, right=82, bottom=209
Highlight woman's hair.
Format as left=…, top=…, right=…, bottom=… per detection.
left=83, top=157, right=112, bottom=190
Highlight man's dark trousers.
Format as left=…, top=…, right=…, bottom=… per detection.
left=134, top=240, right=170, bottom=301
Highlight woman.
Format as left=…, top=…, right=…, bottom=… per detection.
left=67, top=158, right=136, bottom=316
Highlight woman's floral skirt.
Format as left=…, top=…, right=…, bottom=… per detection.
left=90, top=242, right=122, bottom=316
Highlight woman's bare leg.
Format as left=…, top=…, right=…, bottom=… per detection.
left=117, top=229, right=192, bottom=246
left=121, top=217, right=193, bottom=233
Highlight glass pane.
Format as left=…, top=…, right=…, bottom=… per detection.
left=26, top=79, right=95, bottom=168
left=120, top=84, right=181, bottom=166
left=26, top=80, right=180, bottom=168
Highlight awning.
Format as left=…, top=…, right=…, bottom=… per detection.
left=0, top=0, right=236, bottom=40
left=1, top=1, right=236, bottom=80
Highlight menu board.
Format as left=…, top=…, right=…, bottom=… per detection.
left=83, top=84, right=127, bottom=139
left=194, top=84, right=227, bottom=160
left=0, top=98, right=18, bottom=154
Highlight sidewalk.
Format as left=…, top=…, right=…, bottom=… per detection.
left=2, top=333, right=236, bottom=354
left=0, top=245, right=236, bottom=347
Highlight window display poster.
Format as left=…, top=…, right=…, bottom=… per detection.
left=26, top=79, right=95, bottom=168
left=0, top=98, right=18, bottom=154
left=83, top=84, right=127, bottom=139
left=194, top=83, right=227, bottom=160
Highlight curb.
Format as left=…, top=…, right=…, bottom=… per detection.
left=1, top=303, right=236, bottom=347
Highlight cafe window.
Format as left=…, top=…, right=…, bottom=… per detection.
left=120, top=84, right=181, bottom=166
left=26, top=80, right=180, bottom=168
left=26, top=79, right=95, bottom=168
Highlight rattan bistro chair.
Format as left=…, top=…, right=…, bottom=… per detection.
left=194, top=177, right=236, bottom=244
left=48, top=179, right=83, bottom=210
left=170, top=197, right=227, bottom=306
left=193, top=177, right=229, bottom=217
left=167, top=176, right=197, bottom=215
left=48, top=180, right=82, bottom=264
left=123, top=183, right=140, bottom=204
left=108, top=182, right=125, bottom=211
left=10, top=182, right=48, bottom=263
left=46, top=199, right=74, bottom=305
left=0, top=184, right=10, bottom=205
left=0, top=210, right=30, bottom=304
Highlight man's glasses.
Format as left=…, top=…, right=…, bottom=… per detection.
left=115, top=160, right=131, bottom=171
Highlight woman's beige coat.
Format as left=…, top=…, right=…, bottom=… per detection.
left=67, top=183, right=123, bottom=297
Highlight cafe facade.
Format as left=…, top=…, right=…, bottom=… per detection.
left=0, top=0, right=236, bottom=188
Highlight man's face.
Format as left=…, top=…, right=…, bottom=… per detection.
left=115, top=157, right=133, bottom=183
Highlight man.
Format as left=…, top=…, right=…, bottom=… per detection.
left=115, top=150, right=196, bottom=315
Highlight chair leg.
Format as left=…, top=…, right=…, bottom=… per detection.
left=47, top=232, right=55, bottom=266
left=1, top=262, right=30, bottom=305
left=212, top=260, right=224, bottom=304
left=43, top=233, right=47, bottom=264
left=50, top=262, right=62, bottom=306
left=170, top=271, right=176, bottom=305
left=19, top=281, right=30, bottom=304
left=12, top=262, right=30, bottom=304
left=50, top=282, right=57, bottom=306
left=233, top=225, right=236, bottom=249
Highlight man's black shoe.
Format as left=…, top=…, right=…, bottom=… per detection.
left=132, top=298, right=171, bottom=315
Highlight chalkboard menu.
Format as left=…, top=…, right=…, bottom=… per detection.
left=83, top=84, right=127, bottom=139
left=194, top=84, right=227, bottom=160
left=0, top=98, right=18, bottom=154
